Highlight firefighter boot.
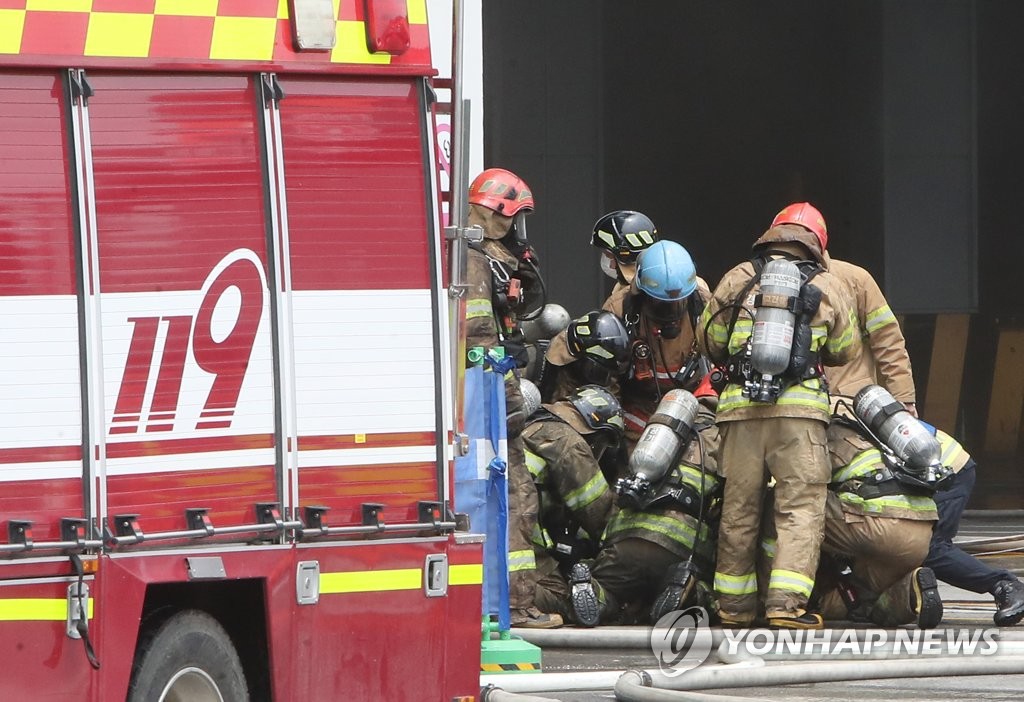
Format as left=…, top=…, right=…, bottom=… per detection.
left=992, top=578, right=1024, bottom=627
left=767, top=610, right=824, bottom=630
left=910, top=567, right=943, bottom=630
left=650, top=561, right=696, bottom=623
left=510, top=606, right=563, bottom=629
left=569, top=563, right=602, bottom=628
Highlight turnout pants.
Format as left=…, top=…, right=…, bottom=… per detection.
left=715, top=416, right=830, bottom=621
left=507, top=434, right=540, bottom=609
left=818, top=494, right=932, bottom=626
left=590, top=538, right=684, bottom=625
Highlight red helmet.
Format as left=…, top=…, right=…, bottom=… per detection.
left=771, top=202, right=827, bottom=251
left=468, top=168, right=535, bottom=216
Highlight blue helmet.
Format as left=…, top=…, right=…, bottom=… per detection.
left=635, top=240, right=697, bottom=301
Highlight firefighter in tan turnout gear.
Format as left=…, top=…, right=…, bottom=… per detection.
left=823, top=257, right=918, bottom=416
left=603, top=240, right=712, bottom=460
left=521, top=383, right=623, bottom=621
left=697, top=202, right=860, bottom=628
left=465, top=168, right=560, bottom=628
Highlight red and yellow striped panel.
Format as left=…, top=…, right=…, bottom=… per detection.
left=0, top=0, right=430, bottom=69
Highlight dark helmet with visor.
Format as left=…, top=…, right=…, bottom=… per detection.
left=566, top=311, right=632, bottom=385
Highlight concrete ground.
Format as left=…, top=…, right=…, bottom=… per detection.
left=484, top=512, right=1024, bottom=701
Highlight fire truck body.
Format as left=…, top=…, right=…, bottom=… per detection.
left=0, top=2, right=481, bottom=700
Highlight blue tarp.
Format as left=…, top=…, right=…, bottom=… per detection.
left=454, top=356, right=511, bottom=631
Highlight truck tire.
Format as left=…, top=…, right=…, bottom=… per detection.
left=127, top=609, right=249, bottom=702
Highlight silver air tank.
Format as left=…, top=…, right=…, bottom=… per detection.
left=520, top=378, right=542, bottom=419
left=751, top=258, right=801, bottom=375
left=520, top=303, right=572, bottom=343
left=628, top=389, right=700, bottom=483
left=854, top=384, right=941, bottom=473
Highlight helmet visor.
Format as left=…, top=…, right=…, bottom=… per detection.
left=578, top=357, right=615, bottom=386
left=642, top=297, right=686, bottom=324
left=584, top=429, right=618, bottom=463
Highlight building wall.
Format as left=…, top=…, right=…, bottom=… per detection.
left=483, top=1, right=1024, bottom=504
left=482, top=2, right=606, bottom=317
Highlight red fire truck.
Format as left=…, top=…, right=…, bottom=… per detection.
left=0, top=1, right=482, bottom=699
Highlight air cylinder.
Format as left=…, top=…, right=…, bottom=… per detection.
left=854, top=384, right=941, bottom=472
left=628, top=389, right=699, bottom=483
left=751, top=258, right=801, bottom=375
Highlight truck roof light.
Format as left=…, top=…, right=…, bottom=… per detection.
left=365, top=0, right=411, bottom=55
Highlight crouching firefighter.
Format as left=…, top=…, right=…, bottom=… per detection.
left=807, top=385, right=953, bottom=628
left=465, top=168, right=554, bottom=628
left=539, top=310, right=632, bottom=404
left=697, top=203, right=861, bottom=628
left=520, top=383, right=624, bottom=623
left=568, top=378, right=723, bottom=627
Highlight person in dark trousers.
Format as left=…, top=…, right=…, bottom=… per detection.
left=924, top=430, right=1024, bottom=626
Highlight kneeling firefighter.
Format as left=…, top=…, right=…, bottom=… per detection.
left=697, top=203, right=861, bottom=628
left=802, top=385, right=952, bottom=628
left=521, top=383, right=624, bottom=623
left=568, top=377, right=723, bottom=627
left=465, top=168, right=553, bottom=628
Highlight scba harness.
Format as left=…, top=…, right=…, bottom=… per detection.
left=471, top=242, right=537, bottom=368
left=614, top=403, right=723, bottom=522
left=828, top=415, right=953, bottom=500
left=720, top=252, right=824, bottom=403
left=622, top=290, right=709, bottom=392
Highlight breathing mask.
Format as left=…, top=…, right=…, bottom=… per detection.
left=643, top=297, right=686, bottom=339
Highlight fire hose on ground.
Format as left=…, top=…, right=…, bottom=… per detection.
left=480, top=627, right=1024, bottom=700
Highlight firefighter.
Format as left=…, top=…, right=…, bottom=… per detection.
left=465, top=167, right=559, bottom=628
left=538, top=310, right=632, bottom=404
left=697, top=202, right=860, bottom=628
left=798, top=404, right=945, bottom=629
left=568, top=378, right=722, bottom=627
left=823, top=256, right=918, bottom=416
left=823, top=252, right=1024, bottom=626
left=521, top=383, right=624, bottom=622
left=603, top=239, right=712, bottom=461
left=591, top=210, right=659, bottom=294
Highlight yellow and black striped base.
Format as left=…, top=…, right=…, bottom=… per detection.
left=481, top=639, right=542, bottom=675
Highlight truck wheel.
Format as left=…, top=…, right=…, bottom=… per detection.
left=127, top=609, right=249, bottom=702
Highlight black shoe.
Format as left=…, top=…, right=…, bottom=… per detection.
left=569, top=563, right=600, bottom=628
left=650, top=561, right=696, bottom=623
left=911, top=567, right=943, bottom=630
left=992, top=578, right=1024, bottom=627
